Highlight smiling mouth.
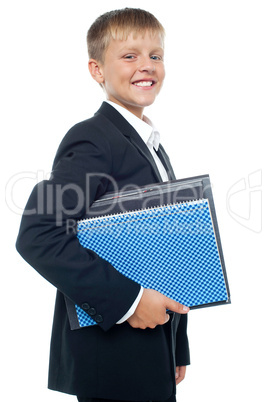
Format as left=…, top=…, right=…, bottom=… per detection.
left=132, top=80, right=155, bottom=87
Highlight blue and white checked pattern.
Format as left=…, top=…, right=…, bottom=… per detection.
left=75, top=199, right=228, bottom=327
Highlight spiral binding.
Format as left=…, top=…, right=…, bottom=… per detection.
left=77, top=198, right=209, bottom=229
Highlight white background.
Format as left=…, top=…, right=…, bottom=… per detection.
left=1, top=1, right=266, bottom=401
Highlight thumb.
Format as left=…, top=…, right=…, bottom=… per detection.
left=164, top=297, right=190, bottom=314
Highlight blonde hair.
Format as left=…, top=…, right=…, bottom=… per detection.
left=87, top=8, right=165, bottom=63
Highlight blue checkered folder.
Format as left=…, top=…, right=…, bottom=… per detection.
left=65, top=175, right=230, bottom=329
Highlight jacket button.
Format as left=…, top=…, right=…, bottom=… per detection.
left=81, top=303, right=90, bottom=310
left=95, top=314, right=103, bottom=323
left=88, top=307, right=96, bottom=316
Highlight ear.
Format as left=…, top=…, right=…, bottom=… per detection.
left=88, top=59, right=104, bottom=84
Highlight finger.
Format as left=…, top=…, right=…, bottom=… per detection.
left=175, top=367, right=180, bottom=384
left=165, top=298, right=190, bottom=314
left=164, top=313, right=170, bottom=324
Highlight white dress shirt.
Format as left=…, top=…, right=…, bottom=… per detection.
left=105, top=101, right=169, bottom=323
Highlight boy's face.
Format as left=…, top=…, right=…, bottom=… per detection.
left=90, top=31, right=165, bottom=119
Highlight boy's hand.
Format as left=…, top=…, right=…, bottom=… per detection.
left=127, top=288, right=189, bottom=329
left=175, top=366, right=186, bottom=385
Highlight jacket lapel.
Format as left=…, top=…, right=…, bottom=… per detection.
left=96, top=102, right=176, bottom=183
left=96, top=102, right=163, bottom=182
left=157, top=145, right=176, bottom=181
left=125, top=128, right=163, bottom=182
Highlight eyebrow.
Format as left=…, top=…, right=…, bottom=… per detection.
left=119, top=46, right=164, bottom=54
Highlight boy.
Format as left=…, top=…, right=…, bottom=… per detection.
left=16, top=8, right=190, bottom=402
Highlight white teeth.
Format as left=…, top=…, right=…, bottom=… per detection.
left=133, top=81, right=153, bottom=87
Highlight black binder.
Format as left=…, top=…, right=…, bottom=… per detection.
left=65, top=174, right=231, bottom=329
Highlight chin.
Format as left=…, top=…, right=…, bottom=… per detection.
left=136, top=96, right=157, bottom=107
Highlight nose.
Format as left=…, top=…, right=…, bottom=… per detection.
left=138, top=56, right=155, bottom=73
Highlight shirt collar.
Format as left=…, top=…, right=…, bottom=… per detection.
left=105, top=100, right=160, bottom=151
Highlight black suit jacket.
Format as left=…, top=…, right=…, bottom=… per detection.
left=16, top=102, right=190, bottom=400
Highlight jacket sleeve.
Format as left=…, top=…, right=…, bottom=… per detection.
left=15, top=122, right=141, bottom=331
left=175, top=314, right=190, bottom=366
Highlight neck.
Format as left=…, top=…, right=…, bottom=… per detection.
left=106, top=98, right=144, bottom=120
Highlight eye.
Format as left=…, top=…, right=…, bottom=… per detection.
left=150, top=55, right=163, bottom=61
left=124, top=54, right=136, bottom=59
